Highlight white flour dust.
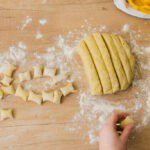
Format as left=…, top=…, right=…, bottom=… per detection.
left=0, top=42, right=27, bottom=65
left=20, top=16, right=32, bottom=30
left=39, top=19, right=47, bottom=26
left=35, top=30, right=43, bottom=39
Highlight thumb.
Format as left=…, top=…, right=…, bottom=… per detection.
left=120, top=124, right=134, bottom=144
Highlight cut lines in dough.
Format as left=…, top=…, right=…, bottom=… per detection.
left=84, top=35, right=112, bottom=94
left=93, top=33, right=119, bottom=93
left=111, top=34, right=132, bottom=84
left=119, top=36, right=135, bottom=79
left=102, top=33, right=128, bottom=90
left=78, top=41, right=102, bottom=95
left=0, top=109, right=13, bottom=120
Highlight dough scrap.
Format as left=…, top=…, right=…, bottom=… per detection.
left=60, top=83, right=76, bottom=96
left=28, top=91, right=42, bottom=105
left=85, top=35, right=112, bottom=94
left=53, top=90, right=62, bottom=104
left=78, top=41, right=102, bottom=95
left=93, top=33, right=119, bottom=93
left=0, top=109, right=13, bottom=120
left=15, top=85, right=29, bottom=101
left=102, top=33, right=128, bottom=90
left=18, top=71, right=31, bottom=82
left=120, top=116, right=134, bottom=128
left=1, top=85, right=15, bottom=96
left=112, top=34, right=133, bottom=85
left=0, top=63, right=16, bottom=77
left=43, top=67, right=57, bottom=77
left=33, top=65, right=43, bottom=78
left=42, top=91, right=54, bottom=102
left=0, top=75, right=13, bottom=86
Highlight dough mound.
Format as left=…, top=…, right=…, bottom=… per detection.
left=78, top=32, right=135, bottom=95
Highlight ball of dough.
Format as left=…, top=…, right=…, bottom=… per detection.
left=78, top=32, right=135, bottom=95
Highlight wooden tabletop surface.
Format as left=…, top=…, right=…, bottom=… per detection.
left=0, top=0, right=149, bottom=150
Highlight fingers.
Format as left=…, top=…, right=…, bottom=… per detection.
left=120, top=124, right=134, bottom=144
left=106, top=111, right=129, bottom=128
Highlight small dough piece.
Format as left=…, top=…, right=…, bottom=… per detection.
left=93, top=33, right=119, bottom=93
left=43, top=67, right=57, bottom=77
left=78, top=41, right=102, bottom=95
left=52, top=90, right=62, bottom=104
left=42, top=91, right=54, bottom=102
left=28, top=91, right=42, bottom=105
left=119, top=36, right=135, bottom=79
left=0, top=109, right=13, bottom=120
left=1, top=85, right=15, bottom=95
left=0, top=75, right=13, bottom=86
left=18, top=71, right=31, bottom=82
left=60, top=83, right=76, bottom=96
left=111, top=34, right=132, bottom=84
left=33, top=65, right=43, bottom=78
left=15, top=85, right=29, bottom=101
left=84, top=35, right=112, bottom=94
left=102, top=33, right=128, bottom=90
left=0, top=89, right=3, bottom=100
left=120, top=116, right=134, bottom=128
left=0, top=63, right=16, bottom=77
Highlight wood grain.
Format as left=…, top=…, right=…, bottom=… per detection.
left=0, top=0, right=149, bottom=149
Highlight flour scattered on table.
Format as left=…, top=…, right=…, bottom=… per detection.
left=35, top=30, right=43, bottom=39
left=39, top=19, right=47, bottom=26
left=20, top=16, right=32, bottom=30
left=18, top=42, right=27, bottom=50
left=122, top=24, right=130, bottom=32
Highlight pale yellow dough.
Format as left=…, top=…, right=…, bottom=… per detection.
left=84, top=35, right=112, bottom=94
left=102, top=33, right=128, bottom=90
left=78, top=32, right=135, bottom=95
left=0, top=109, right=13, bottom=120
left=93, top=33, right=119, bottom=93
left=1, top=85, right=15, bottom=96
left=111, top=34, right=132, bottom=84
left=78, top=41, right=102, bottom=95
left=120, top=116, right=134, bottom=128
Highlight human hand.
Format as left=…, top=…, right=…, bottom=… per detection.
left=99, top=112, right=134, bottom=150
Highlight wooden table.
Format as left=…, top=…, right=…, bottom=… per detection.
left=0, top=0, right=149, bottom=149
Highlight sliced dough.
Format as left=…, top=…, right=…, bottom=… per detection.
left=102, top=33, right=128, bottom=90
left=28, top=91, right=42, bottom=105
left=84, top=35, right=112, bottom=94
left=0, top=109, right=13, bottom=120
left=0, top=75, right=13, bottom=86
left=33, top=65, right=43, bottom=78
left=1, top=85, right=15, bottom=96
left=78, top=41, right=102, bottom=95
left=18, top=71, right=31, bottom=82
left=42, top=91, right=54, bottom=102
left=0, top=63, right=16, bottom=77
left=118, top=36, right=135, bottom=79
left=93, top=33, right=119, bottom=93
left=53, top=90, right=62, bottom=104
left=60, top=83, right=76, bottom=96
left=111, top=34, right=132, bottom=84
left=15, top=85, right=29, bottom=101
left=43, top=67, right=57, bottom=77
left=0, top=89, right=3, bottom=100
